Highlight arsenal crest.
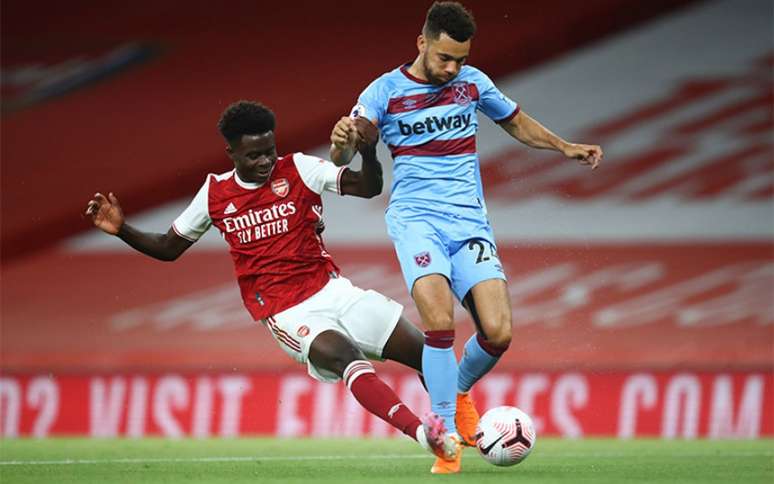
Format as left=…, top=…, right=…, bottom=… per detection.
left=452, top=82, right=472, bottom=106
left=271, top=178, right=289, bottom=197
left=297, top=325, right=310, bottom=337
left=414, top=251, right=432, bottom=268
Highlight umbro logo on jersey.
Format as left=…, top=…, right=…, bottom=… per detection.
left=271, top=178, right=289, bottom=198
left=224, top=202, right=238, bottom=215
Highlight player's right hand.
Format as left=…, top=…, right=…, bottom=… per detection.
left=331, top=116, right=357, bottom=149
left=85, top=192, right=125, bottom=235
left=354, top=117, right=379, bottom=152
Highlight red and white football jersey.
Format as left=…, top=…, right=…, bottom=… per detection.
left=172, top=152, right=345, bottom=320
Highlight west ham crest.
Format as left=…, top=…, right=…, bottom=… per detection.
left=452, top=82, right=472, bottom=106
left=414, top=251, right=432, bottom=268
left=271, top=178, right=289, bottom=197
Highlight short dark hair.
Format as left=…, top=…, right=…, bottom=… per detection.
left=423, top=1, right=476, bottom=42
left=217, top=100, right=276, bottom=143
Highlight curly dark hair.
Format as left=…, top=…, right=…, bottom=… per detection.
left=217, top=100, right=276, bottom=143
left=423, top=1, right=476, bottom=42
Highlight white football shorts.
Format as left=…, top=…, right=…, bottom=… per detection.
left=261, top=275, right=403, bottom=383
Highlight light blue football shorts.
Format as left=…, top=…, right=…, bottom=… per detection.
left=385, top=203, right=506, bottom=301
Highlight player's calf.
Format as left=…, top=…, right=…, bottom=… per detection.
left=343, top=360, right=427, bottom=439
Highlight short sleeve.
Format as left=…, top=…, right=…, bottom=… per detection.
left=474, top=68, right=519, bottom=123
left=352, top=77, right=388, bottom=127
left=293, top=153, right=346, bottom=195
left=172, top=176, right=212, bottom=241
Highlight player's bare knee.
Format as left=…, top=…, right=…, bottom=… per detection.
left=309, top=330, right=365, bottom=377
left=324, top=348, right=365, bottom=377
left=484, top=319, right=512, bottom=349
left=423, top=312, right=454, bottom=330
left=488, top=329, right=511, bottom=349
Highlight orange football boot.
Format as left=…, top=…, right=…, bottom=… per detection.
left=455, top=392, right=480, bottom=446
left=430, top=434, right=463, bottom=474
left=419, top=413, right=458, bottom=462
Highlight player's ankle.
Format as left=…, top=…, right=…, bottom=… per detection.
left=415, top=425, right=426, bottom=446
left=407, top=419, right=421, bottom=442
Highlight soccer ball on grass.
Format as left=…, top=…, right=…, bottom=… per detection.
left=474, top=406, right=536, bottom=466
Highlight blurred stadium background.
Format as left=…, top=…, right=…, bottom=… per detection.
left=1, top=0, right=772, bottom=440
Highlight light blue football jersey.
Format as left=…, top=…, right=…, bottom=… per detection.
left=354, top=64, right=518, bottom=211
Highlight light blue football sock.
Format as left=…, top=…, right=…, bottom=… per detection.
left=422, top=343, right=458, bottom=435
left=457, top=334, right=501, bottom=393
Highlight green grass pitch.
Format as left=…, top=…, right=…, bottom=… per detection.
left=1, top=438, right=772, bottom=483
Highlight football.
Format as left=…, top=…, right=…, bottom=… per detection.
left=474, top=406, right=537, bottom=466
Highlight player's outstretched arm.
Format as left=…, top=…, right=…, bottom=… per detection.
left=85, top=192, right=193, bottom=261
left=501, top=110, right=603, bottom=169
left=329, top=116, right=358, bottom=166
left=339, top=117, right=383, bottom=198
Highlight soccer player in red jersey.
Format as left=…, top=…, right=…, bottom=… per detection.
left=85, top=100, right=458, bottom=462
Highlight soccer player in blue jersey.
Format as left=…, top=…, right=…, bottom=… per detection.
left=330, top=1, right=602, bottom=473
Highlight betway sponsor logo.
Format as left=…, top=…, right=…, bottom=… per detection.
left=223, top=202, right=296, bottom=233
left=398, top=113, right=471, bottom=135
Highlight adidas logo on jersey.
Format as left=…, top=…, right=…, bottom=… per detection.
left=398, top=113, right=471, bottom=136
left=224, top=202, right=238, bottom=215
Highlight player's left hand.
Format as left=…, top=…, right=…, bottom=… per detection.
left=331, top=116, right=357, bottom=150
left=563, top=143, right=603, bottom=170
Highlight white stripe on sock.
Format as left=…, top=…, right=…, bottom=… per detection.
left=343, top=360, right=375, bottom=389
